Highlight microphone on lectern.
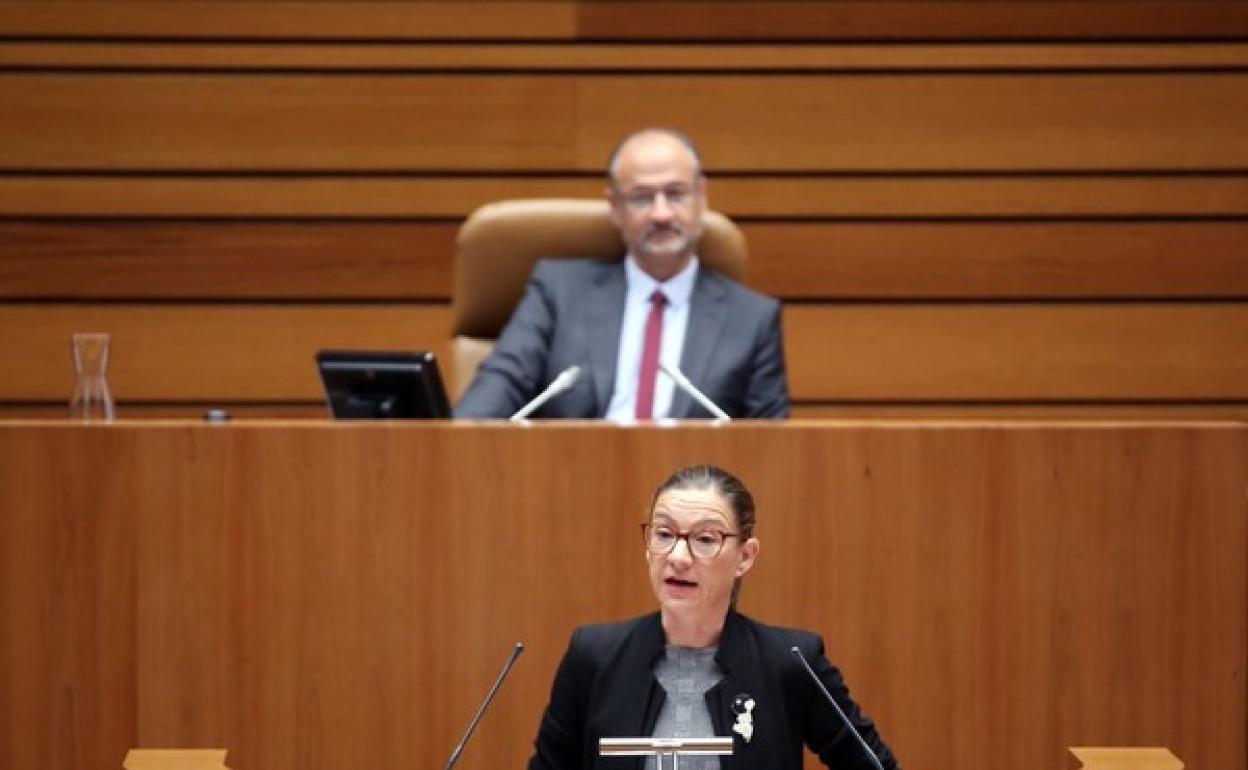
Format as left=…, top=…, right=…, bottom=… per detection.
left=510, top=366, right=581, bottom=421
left=658, top=361, right=731, bottom=421
left=790, top=646, right=885, bottom=770
left=444, top=642, right=525, bottom=770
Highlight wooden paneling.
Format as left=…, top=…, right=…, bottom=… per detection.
left=0, top=222, right=459, bottom=299
left=4, top=221, right=1248, bottom=301
left=1, top=4, right=1245, bottom=419
left=791, top=403, right=1248, bottom=420
left=577, top=1, right=1248, bottom=41
left=0, top=74, right=581, bottom=172
left=3, top=176, right=1246, bottom=218
left=3, top=73, right=1246, bottom=172
left=744, top=221, right=1248, bottom=299
left=0, top=303, right=451, bottom=401
left=1, top=423, right=1244, bottom=770
left=0, top=2, right=578, bottom=40
left=4, top=41, right=1248, bottom=71
left=784, top=302, right=1248, bottom=400
left=3, top=302, right=1245, bottom=403
left=574, top=74, right=1248, bottom=172
left=3, top=1, right=1247, bottom=41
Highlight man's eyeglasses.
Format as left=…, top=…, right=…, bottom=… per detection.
left=642, top=522, right=740, bottom=560
left=614, top=183, right=698, bottom=212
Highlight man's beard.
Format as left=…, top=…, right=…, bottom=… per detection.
left=639, top=224, right=699, bottom=260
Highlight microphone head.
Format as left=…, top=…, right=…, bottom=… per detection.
left=552, top=365, right=581, bottom=391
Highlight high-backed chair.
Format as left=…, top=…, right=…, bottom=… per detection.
left=450, top=198, right=748, bottom=400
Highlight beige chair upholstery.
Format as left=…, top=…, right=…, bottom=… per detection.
left=450, top=198, right=748, bottom=400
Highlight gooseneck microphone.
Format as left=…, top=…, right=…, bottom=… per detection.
left=445, top=642, right=525, bottom=770
left=789, top=646, right=885, bottom=770
left=509, top=366, right=581, bottom=421
left=657, top=362, right=731, bottom=421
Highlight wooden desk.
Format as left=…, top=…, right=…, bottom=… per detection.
left=1, top=421, right=1243, bottom=770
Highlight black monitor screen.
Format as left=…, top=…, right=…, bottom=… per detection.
left=316, top=350, right=451, bottom=419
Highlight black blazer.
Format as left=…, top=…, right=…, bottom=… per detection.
left=454, top=259, right=789, bottom=419
left=529, top=611, right=900, bottom=770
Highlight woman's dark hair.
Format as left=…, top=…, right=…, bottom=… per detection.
left=650, top=465, right=757, bottom=607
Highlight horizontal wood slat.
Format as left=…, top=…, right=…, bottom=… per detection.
left=0, top=74, right=581, bottom=172
left=3, top=176, right=1247, bottom=218
left=577, top=2, right=1248, bottom=41
left=747, top=221, right=1248, bottom=299
left=0, top=304, right=451, bottom=401
left=0, top=222, right=458, bottom=299
left=786, top=302, right=1248, bottom=401
left=2, top=302, right=1245, bottom=402
left=4, top=221, right=1248, bottom=301
left=0, top=2, right=578, bottom=40
left=2, top=1, right=1246, bottom=41
left=790, top=403, right=1248, bottom=420
left=4, top=42, right=1248, bottom=72
left=3, top=73, right=1246, bottom=172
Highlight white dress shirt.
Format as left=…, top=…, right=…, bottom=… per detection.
left=604, top=255, right=698, bottom=422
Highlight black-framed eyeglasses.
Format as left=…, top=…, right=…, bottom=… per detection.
left=642, top=522, right=740, bottom=560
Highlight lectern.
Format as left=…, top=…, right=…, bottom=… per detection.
left=600, top=737, right=733, bottom=770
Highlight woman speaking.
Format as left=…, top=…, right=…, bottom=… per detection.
left=528, top=465, right=901, bottom=770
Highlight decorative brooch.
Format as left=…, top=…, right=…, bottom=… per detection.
left=731, top=693, right=756, bottom=743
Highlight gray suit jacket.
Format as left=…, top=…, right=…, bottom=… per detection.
left=454, top=259, right=789, bottom=419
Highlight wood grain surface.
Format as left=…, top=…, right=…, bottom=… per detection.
left=0, top=421, right=1242, bottom=770
left=2, top=302, right=1246, bottom=402
left=5, top=221, right=1247, bottom=301
left=3, top=73, right=1245, bottom=172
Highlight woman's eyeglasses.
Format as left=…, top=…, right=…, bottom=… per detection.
left=642, top=522, right=740, bottom=560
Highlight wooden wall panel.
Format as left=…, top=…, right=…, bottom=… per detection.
left=5, top=42, right=1248, bottom=71
left=3, top=1, right=1247, bottom=41
left=0, top=74, right=581, bottom=171
left=3, top=303, right=1245, bottom=403
left=0, top=4, right=1245, bottom=418
left=0, top=304, right=451, bottom=401
left=3, top=176, right=1245, bottom=218
left=573, top=74, right=1248, bottom=172
left=5, top=221, right=1248, bottom=301
left=786, top=302, right=1248, bottom=401
left=576, top=1, right=1248, bottom=41
left=0, top=2, right=578, bottom=40
left=3, top=73, right=1246, bottom=172
left=0, top=222, right=459, bottom=300
left=745, top=221, right=1248, bottom=300
left=1, top=423, right=1244, bottom=770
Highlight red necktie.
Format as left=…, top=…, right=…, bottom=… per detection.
left=635, top=290, right=667, bottom=420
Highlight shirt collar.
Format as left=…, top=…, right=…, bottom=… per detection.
left=624, top=254, right=699, bottom=309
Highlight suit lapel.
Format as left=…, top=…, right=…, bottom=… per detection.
left=601, top=614, right=666, bottom=770
left=710, top=612, right=766, bottom=770
left=673, top=269, right=729, bottom=417
left=586, top=263, right=626, bottom=415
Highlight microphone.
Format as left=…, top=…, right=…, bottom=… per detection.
left=657, top=362, right=731, bottom=422
left=789, top=646, right=885, bottom=770
left=445, top=642, right=525, bottom=770
left=509, top=366, right=581, bottom=421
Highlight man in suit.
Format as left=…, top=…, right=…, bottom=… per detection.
left=454, top=128, right=789, bottom=420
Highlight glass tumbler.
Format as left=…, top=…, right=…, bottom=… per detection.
left=70, top=332, right=116, bottom=421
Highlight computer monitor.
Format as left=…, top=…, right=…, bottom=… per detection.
left=316, top=350, right=451, bottom=419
